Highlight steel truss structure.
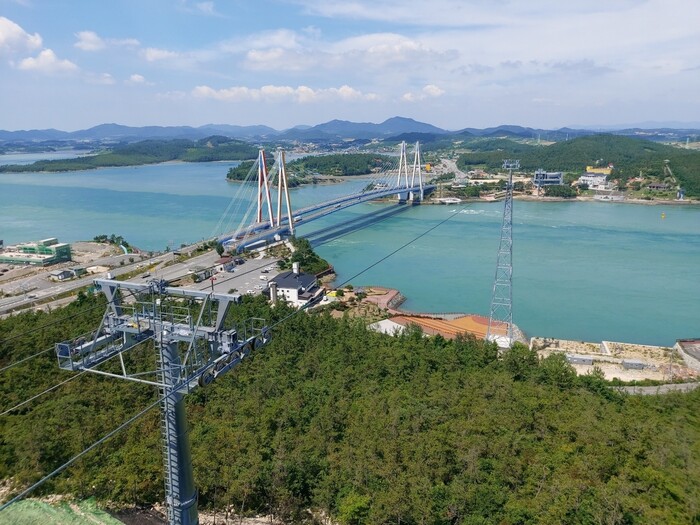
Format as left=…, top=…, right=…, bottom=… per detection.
left=487, top=159, right=519, bottom=349
left=55, top=279, right=271, bottom=525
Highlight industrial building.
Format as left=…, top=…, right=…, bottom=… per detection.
left=0, top=238, right=71, bottom=266
left=532, top=169, right=563, bottom=187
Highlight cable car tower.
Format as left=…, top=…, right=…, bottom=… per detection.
left=55, top=279, right=271, bottom=525
left=487, top=159, right=518, bottom=348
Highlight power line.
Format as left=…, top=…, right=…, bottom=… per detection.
left=0, top=347, right=53, bottom=374
left=0, top=392, right=162, bottom=513
left=268, top=209, right=459, bottom=331
left=336, top=210, right=458, bottom=288
left=0, top=301, right=106, bottom=347
left=1, top=371, right=86, bottom=416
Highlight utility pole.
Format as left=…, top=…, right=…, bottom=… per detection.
left=487, top=159, right=518, bottom=349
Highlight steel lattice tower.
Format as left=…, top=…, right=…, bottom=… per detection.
left=487, top=159, right=519, bottom=348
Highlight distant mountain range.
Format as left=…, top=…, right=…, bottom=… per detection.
left=1, top=116, right=698, bottom=144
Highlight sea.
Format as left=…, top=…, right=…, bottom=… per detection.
left=1, top=155, right=698, bottom=346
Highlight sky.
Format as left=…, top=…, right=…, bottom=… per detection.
left=1, top=0, right=699, bottom=131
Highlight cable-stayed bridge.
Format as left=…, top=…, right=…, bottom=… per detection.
left=216, top=141, right=435, bottom=253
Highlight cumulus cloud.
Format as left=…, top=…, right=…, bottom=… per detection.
left=74, top=30, right=105, bottom=51
left=0, top=16, right=42, bottom=56
left=17, top=49, right=78, bottom=73
left=192, top=84, right=378, bottom=103
left=125, top=73, right=154, bottom=85
left=127, top=73, right=146, bottom=84
left=402, top=84, right=445, bottom=102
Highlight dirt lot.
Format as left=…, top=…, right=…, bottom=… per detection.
left=532, top=337, right=699, bottom=382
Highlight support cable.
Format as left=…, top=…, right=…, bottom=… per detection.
left=0, top=392, right=163, bottom=513
left=267, top=210, right=459, bottom=331
left=0, top=371, right=87, bottom=416
left=0, top=347, right=53, bottom=374
left=0, top=302, right=106, bottom=347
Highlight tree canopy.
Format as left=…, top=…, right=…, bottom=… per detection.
left=0, top=137, right=259, bottom=173
left=288, top=154, right=394, bottom=176
left=455, top=135, right=700, bottom=197
left=1, top=295, right=699, bottom=524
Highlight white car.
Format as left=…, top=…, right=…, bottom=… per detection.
left=246, top=289, right=254, bottom=295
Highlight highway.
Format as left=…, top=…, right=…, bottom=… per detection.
left=0, top=244, right=287, bottom=316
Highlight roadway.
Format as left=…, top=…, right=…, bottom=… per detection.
left=0, top=247, right=283, bottom=316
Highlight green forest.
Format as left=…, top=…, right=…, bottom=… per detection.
left=288, top=154, right=394, bottom=176
left=1, top=294, right=699, bottom=524
left=455, top=135, right=700, bottom=197
left=0, top=136, right=259, bottom=173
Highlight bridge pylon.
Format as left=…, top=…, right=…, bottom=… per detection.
left=256, top=149, right=275, bottom=227
left=396, top=141, right=409, bottom=201
left=396, top=141, right=424, bottom=202
left=410, top=141, right=424, bottom=202
left=272, top=149, right=295, bottom=235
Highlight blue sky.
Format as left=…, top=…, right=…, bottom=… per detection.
left=1, top=0, right=699, bottom=131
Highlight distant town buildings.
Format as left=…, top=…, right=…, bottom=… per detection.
left=49, top=267, right=86, bottom=281
left=0, top=238, right=71, bottom=266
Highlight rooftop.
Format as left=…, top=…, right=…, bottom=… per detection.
left=272, top=270, right=316, bottom=290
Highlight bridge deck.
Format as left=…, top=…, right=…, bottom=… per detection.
left=219, top=184, right=435, bottom=252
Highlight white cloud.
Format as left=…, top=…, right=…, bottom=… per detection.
left=128, top=73, right=146, bottom=83
left=157, top=90, right=187, bottom=100
left=86, top=72, right=116, bottom=85
left=141, top=47, right=180, bottom=62
left=126, top=73, right=154, bottom=86
left=196, top=1, right=215, bottom=15
left=112, top=38, right=140, bottom=48
left=192, top=84, right=378, bottom=103
left=74, top=31, right=140, bottom=51
left=402, top=84, right=445, bottom=102
left=74, top=30, right=105, bottom=51
left=0, top=16, right=42, bottom=56
left=17, top=49, right=78, bottom=73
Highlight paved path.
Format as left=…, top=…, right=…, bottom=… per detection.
left=616, top=382, right=699, bottom=395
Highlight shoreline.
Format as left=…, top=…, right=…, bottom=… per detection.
left=429, top=194, right=698, bottom=206
left=357, top=285, right=689, bottom=350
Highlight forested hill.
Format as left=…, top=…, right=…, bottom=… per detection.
left=0, top=136, right=258, bottom=173
left=1, top=295, right=699, bottom=523
left=288, top=153, right=394, bottom=176
left=456, top=134, right=700, bottom=197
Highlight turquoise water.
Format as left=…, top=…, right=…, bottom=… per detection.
left=1, top=162, right=698, bottom=345
left=0, top=150, right=93, bottom=165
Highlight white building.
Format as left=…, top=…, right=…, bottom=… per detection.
left=269, top=262, right=322, bottom=308
left=577, top=173, right=609, bottom=190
